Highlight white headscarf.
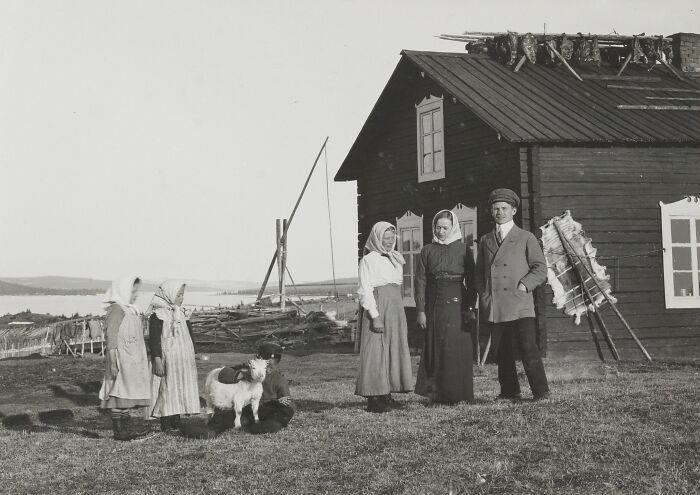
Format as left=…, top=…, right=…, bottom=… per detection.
left=103, top=276, right=141, bottom=313
left=364, top=221, right=406, bottom=267
left=432, top=210, right=463, bottom=245
left=146, top=280, right=187, bottom=323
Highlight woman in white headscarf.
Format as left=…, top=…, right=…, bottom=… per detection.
left=355, top=221, right=414, bottom=413
left=414, top=210, right=478, bottom=405
left=147, top=281, right=200, bottom=432
left=99, top=276, right=153, bottom=441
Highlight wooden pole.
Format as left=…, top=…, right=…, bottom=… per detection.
left=553, top=221, right=620, bottom=360
left=513, top=55, right=527, bottom=72
left=586, top=308, right=606, bottom=362
left=281, top=219, right=288, bottom=311
left=546, top=43, right=583, bottom=81
left=276, top=219, right=283, bottom=299
left=480, top=335, right=492, bottom=366
left=616, top=51, right=633, bottom=76
left=555, top=221, right=651, bottom=361
left=256, top=137, right=329, bottom=301
left=81, top=321, right=86, bottom=356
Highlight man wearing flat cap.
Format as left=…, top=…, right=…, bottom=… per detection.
left=475, top=188, right=550, bottom=400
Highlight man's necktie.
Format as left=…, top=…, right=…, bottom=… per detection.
left=496, top=228, right=503, bottom=245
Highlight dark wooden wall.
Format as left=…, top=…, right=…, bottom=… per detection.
left=536, top=145, right=700, bottom=359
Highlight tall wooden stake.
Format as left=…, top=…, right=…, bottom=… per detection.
left=554, top=221, right=651, bottom=361
left=276, top=219, right=288, bottom=310
left=257, top=137, right=329, bottom=301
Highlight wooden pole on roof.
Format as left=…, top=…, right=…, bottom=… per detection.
left=545, top=43, right=583, bottom=81
left=256, top=137, right=329, bottom=302
left=616, top=52, right=633, bottom=76
left=513, top=55, right=527, bottom=73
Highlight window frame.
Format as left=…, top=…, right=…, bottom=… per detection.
left=396, top=211, right=424, bottom=307
left=660, top=196, right=700, bottom=308
left=451, top=203, right=478, bottom=261
left=416, top=95, right=445, bottom=183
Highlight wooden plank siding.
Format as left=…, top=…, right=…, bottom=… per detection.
left=537, top=146, right=700, bottom=359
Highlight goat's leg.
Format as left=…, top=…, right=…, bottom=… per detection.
left=233, top=404, right=243, bottom=429
left=251, top=397, right=260, bottom=424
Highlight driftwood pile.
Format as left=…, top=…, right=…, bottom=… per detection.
left=189, top=307, right=352, bottom=350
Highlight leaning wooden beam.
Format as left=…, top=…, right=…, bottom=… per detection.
left=582, top=74, right=661, bottom=82
left=616, top=52, right=633, bottom=77
left=607, top=85, right=700, bottom=93
left=546, top=43, right=583, bottom=82
left=256, top=136, right=329, bottom=301
left=556, top=222, right=652, bottom=362
left=513, top=55, right=527, bottom=72
left=658, top=58, right=684, bottom=81
left=617, top=104, right=700, bottom=111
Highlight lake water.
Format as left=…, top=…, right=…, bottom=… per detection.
left=0, top=292, right=260, bottom=317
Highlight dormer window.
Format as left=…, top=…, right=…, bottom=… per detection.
left=416, top=95, right=445, bottom=182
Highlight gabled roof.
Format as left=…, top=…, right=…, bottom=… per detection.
left=336, top=50, right=700, bottom=181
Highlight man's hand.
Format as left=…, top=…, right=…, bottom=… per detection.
left=517, top=282, right=528, bottom=292
left=417, top=312, right=427, bottom=329
left=154, top=357, right=166, bottom=377
left=371, top=316, right=384, bottom=333
left=278, top=396, right=292, bottom=407
left=463, top=310, right=477, bottom=324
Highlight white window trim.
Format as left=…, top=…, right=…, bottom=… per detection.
left=452, top=203, right=478, bottom=261
left=660, top=195, right=700, bottom=309
left=396, top=211, right=423, bottom=307
left=416, top=95, right=445, bottom=183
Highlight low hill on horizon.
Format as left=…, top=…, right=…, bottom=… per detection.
left=0, top=280, right=99, bottom=296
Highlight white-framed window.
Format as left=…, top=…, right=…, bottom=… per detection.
left=416, top=95, right=445, bottom=183
left=452, top=203, right=478, bottom=260
left=396, top=211, right=424, bottom=306
left=660, top=196, right=700, bottom=308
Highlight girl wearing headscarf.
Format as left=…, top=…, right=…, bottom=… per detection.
left=355, top=221, right=414, bottom=413
left=415, top=210, right=478, bottom=404
left=147, top=281, right=200, bottom=433
left=99, top=276, right=153, bottom=441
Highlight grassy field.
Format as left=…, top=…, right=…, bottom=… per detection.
left=1, top=352, right=699, bottom=495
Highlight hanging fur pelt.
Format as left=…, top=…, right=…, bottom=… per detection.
left=540, top=211, right=616, bottom=325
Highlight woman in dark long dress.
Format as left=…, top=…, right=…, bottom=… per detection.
left=415, top=210, right=478, bottom=404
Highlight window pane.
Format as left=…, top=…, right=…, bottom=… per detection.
left=434, top=131, right=443, bottom=151
left=696, top=219, right=700, bottom=242
left=434, top=151, right=444, bottom=172
left=671, top=219, right=691, bottom=243
left=673, top=272, right=693, bottom=296
left=403, top=276, right=412, bottom=297
left=402, top=230, right=411, bottom=252
left=423, top=135, right=433, bottom=154
left=672, top=247, right=692, bottom=270
left=403, top=262, right=411, bottom=276
left=432, top=110, right=442, bottom=131
left=423, top=154, right=434, bottom=174
left=421, top=113, right=432, bottom=133
left=412, top=229, right=422, bottom=251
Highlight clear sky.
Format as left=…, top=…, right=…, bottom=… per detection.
left=1, top=0, right=698, bottom=284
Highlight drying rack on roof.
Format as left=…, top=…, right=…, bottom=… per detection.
left=438, top=31, right=683, bottom=82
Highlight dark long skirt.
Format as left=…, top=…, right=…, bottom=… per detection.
left=355, top=284, right=414, bottom=397
left=415, top=279, right=474, bottom=403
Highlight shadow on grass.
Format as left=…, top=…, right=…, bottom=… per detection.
left=1, top=408, right=101, bottom=438
left=47, top=382, right=101, bottom=407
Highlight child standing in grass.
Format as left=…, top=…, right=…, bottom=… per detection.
left=99, top=276, right=154, bottom=441
left=147, top=281, right=201, bottom=433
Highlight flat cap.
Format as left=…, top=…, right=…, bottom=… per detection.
left=257, top=342, right=283, bottom=360
left=489, top=188, right=520, bottom=208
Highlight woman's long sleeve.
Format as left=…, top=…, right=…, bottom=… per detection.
left=415, top=248, right=428, bottom=312
left=187, top=320, right=196, bottom=353
left=357, top=257, right=379, bottom=318
left=105, top=305, right=125, bottom=351
left=148, top=313, right=163, bottom=358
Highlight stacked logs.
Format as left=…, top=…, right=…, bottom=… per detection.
left=188, top=307, right=352, bottom=350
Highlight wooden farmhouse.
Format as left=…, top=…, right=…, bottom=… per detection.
left=335, top=32, right=700, bottom=359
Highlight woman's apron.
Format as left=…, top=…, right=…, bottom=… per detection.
left=99, top=307, right=151, bottom=402
left=150, top=312, right=200, bottom=417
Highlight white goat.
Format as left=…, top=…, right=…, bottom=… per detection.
left=204, top=358, right=268, bottom=429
